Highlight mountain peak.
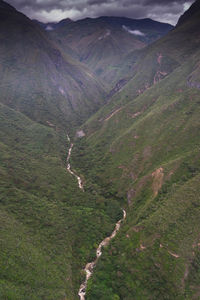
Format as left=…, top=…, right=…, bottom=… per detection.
left=0, top=0, right=16, bottom=10
left=177, top=0, right=200, bottom=26
left=57, top=18, right=73, bottom=25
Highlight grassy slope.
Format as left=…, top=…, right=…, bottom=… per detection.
left=0, top=3, right=124, bottom=299
left=70, top=6, right=200, bottom=298
left=80, top=7, right=200, bottom=129
left=0, top=103, right=123, bottom=299
left=72, top=53, right=200, bottom=300
left=1, top=1, right=200, bottom=300
left=0, top=3, right=106, bottom=131
left=50, top=17, right=172, bottom=87
left=50, top=19, right=144, bottom=87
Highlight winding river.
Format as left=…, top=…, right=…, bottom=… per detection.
left=66, top=134, right=126, bottom=300
left=66, top=134, right=84, bottom=190
left=78, top=209, right=126, bottom=300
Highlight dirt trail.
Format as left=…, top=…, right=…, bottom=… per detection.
left=104, top=107, right=122, bottom=122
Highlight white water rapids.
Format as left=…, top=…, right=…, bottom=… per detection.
left=66, top=134, right=126, bottom=300
left=66, top=134, right=84, bottom=190
left=78, top=209, right=126, bottom=300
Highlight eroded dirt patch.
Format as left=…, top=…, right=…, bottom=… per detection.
left=152, top=167, right=164, bottom=197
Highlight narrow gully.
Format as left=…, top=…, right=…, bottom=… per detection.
left=66, top=134, right=84, bottom=190
left=66, top=134, right=126, bottom=299
left=78, top=209, right=126, bottom=300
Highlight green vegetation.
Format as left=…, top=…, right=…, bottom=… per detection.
left=69, top=3, right=200, bottom=298
left=0, top=103, right=121, bottom=299
left=1, top=0, right=200, bottom=299
left=0, top=2, right=106, bottom=130
left=50, top=17, right=172, bottom=86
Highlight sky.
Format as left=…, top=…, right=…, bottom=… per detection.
left=6, top=0, right=195, bottom=25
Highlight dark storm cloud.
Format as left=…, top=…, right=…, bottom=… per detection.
left=144, top=0, right=189, bottom=4
left=5, top=0, right=195, bottom=24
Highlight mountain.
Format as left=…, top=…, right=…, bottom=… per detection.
left=33, top=18, right=74, bottom=31
left=0, top=0, right=14, bottom=10
left=1, top=0, right=200, bottom=299
left=0, top=101, right=122, bottom=299
left=0, top=0, right=106, bottom=130
left=0, top=1, right=121, bottom=299
left=68, top=1, right=200, bottom=298
left=33, top=20, right=58, bottom=31
left=82, top=0, right=200, bottom=123
left=177, top=0, right=200, bottom=26
left=49, top=17, right=173, bottom=85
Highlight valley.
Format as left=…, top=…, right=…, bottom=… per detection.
left=1, top=0, right=200, bottom=299
left=66, top=133, right=126, bottom=300
left=78, top=209, right=126, bottom=300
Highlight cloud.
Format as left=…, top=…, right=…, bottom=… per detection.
left=5, top=0, right=195, bottom=24
left=122, top=26, right=145, bottom=36
left=45, top=25, right=54, bottom=31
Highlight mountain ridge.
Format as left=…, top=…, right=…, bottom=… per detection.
left=68, top=1, right=200, bottom=298
left=1, top=0, right=200, bottom=299
left=177, top=0, right=200, bottom=26
left=0, top=0, right=107, bottom=131
left=48, top=16, right=173, bottom=86
left=0, top=0, right=16, bottom=10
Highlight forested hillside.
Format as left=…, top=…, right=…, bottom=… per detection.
left=1, top=0, right=200, bottom=299
left=70, top=1, right=200, bottom=298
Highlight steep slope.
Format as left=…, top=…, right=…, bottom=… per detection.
left=81, top=0, right=200, bottom=133
left=1, top=0, right=200, bottom=299
left=0, top=101, right=124, bottom=299
left=0, top=0, right=106, bottom=131
left=0, top=1, right=125, bottom=299
left=33, top=18, right=74, bottom=31
left=50, top=17, right=173, bottom=85
left=69, top=1, right=200, bottom=298
left=177, top=0, right=200, bottom=26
